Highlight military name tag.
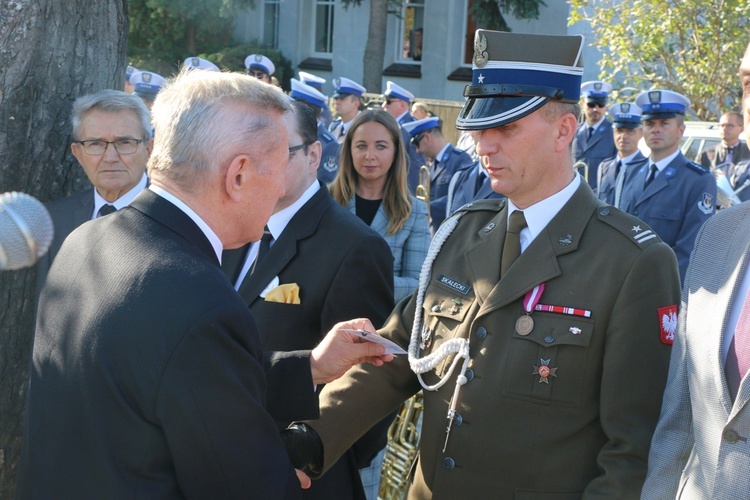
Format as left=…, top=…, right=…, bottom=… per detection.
left=516, top=315, right=534, bottom=336
left=436, top=275, right=471, bottom=295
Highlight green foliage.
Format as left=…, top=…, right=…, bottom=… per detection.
left=570, top=0, right=750, bottom=120
left=127, top=0, right=253, bottom=75
left=470, top=0, right=547, bottom=32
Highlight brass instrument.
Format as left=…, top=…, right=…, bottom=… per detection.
left=712, top=162, right=746, bottom=210
left=379, top=392, right=423, bottom=499
left=415, top=165, right=431, bottom=220
left=574, top=160, right=589, bottom=182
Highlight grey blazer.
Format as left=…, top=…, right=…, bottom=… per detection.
left=643, top=201, right=750, bottom=499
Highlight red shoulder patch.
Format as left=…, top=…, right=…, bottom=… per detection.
left=658, top=305, right=678, bottom=345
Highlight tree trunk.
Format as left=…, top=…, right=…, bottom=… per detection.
left=362, top=0, right=388, bottom=94
left=0, top=0, right=128, bottom=495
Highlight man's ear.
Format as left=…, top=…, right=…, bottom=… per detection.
left=144, top=138, right=154, bottom=156
left=71, top=142, right=84, bottom=165
left=556, top=113, right=578, bottom=153
left=307, top=141, right=322, bottom=176
left=225, top=154, right=252, bottom=202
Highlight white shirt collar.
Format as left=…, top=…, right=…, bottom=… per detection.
left=651, top=149, right=681, bottom=173
left=620, top=151, right=641, bottom=165
left=342, top=112, right=361, bottom=133
left=396, top=110, right=410, bottom=123
left=507, top=173, right=581, bottom=252
left=148, top=185, right=223, bottom=263
left=266, top=180, right=320, bottom=239
left=93, top=172, right=147, bottom=219
left=587, top=117, right=605, bottom=132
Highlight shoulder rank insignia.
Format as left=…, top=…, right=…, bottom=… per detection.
left=632, top=227, right=657, bottom=244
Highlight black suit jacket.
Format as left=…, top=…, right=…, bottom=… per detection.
left=223, top=187, right=395, bottom=500
left=19, top=189, right=301, bottom=499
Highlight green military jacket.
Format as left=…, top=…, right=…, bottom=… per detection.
left=310, top=180, right=681, bottom=499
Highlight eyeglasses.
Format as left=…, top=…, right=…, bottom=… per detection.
left=288, top=143, right=309, bottom=160
left=384, top=99, right=394, bottom=105
left=586, top=102, right=606, bottom=108
left=412, top=132, right=427, bottom=148
left=74, top=139, right=145, bottom=155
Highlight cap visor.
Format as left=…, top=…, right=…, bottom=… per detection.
left=456, top=95, right=549, bottom=130
left=332, top=92, right=353, bottom=98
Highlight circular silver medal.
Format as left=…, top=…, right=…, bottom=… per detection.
left=515, top=315, right=534, bottom=336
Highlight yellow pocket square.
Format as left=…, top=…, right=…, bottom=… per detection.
left=264, top=283, right=301, bottom=304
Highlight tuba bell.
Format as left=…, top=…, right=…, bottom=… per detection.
left=574, top=160, right=589, bottom=183
left=379, top=392, right=423, bottom=499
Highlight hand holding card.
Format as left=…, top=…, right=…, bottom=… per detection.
left=339, top=329, right=407, bottom=355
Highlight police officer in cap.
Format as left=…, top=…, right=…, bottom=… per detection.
left=299, top=71, right=334, bottom=128
left=403, top=116, right=474, bottom=232
left=183, top=57, right=220, bottom=72
left=328, top=77, right=366, bottom=144
left=621, top=89, right=717, bottom=282
left=290, top=78, right=341, bottom=184
left=573, top=81, right=617, bottom=191
left=245, top=54, right=275, bottom=84
left=283, top=29, right=680, bottom=498
left=129, top=70, right=166, bottom=111
left=383, top=81, right=428, bottom=194
left=596, top=102, right=648, bottom=208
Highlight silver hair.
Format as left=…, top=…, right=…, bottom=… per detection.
left=71, top=89, right=152, bottom=141
left=148, top=69, right=292, bottom=191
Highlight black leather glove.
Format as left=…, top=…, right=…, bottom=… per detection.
left=281, top=423, right=324, bottom=474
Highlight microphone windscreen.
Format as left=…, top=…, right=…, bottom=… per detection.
left=0, top=192, right=54, bottom=270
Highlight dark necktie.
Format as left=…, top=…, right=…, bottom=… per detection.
left=644, top=164, right=658, bottom=189
left=587, top=127, right=594, bottom=140
left=98, top=204, right=116, bottom=217
left=501, top=211, right=527, bottom=278
left=338, top=126, right=345, bottom=139
left=727, top=145, right=734, bottom=165
left=250, top=226, right=273, bottom=275
left=726, top=288, right=750, bottom=401
left=614, top=160, right=622, bottom=179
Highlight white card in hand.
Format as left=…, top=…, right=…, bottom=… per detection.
left=339, top=329, right=407, bottom=355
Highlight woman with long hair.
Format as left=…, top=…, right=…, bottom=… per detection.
left=330, top=109, right=430, bottom=302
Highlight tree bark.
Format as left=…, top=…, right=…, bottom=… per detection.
left=0, top=0, right=128, bottom=495
left=362, top=0, right=388, bottom=94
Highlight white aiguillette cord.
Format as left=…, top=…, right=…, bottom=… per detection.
left=407, top=211, right=471, bottom=451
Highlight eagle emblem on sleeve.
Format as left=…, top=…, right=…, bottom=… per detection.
left=658, top=305, right=678, bottom=345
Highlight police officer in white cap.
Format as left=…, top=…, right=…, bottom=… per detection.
left=299, top=71, right=333, bottom=128
left=403, top=116, right=473, bottom=232
left=290, top=78, right=341, bottom=184
left=124, top=65, right=138, bottom=94
left=573, top=81, right=617, bottom=191
left=621, top=89, right=716, bottom=282
left=244, top=54, right=275, bottom=84
left=383, top=81, right=428, bottom=194
left=183, top=57, right=220, bottom=72
left=596, top=102, right=648, bottom=208
left=328, top=77, right=366, bottom=144
left=284, top=29, right=680, bottom=499
left=129, top=70, right=166, bottom=110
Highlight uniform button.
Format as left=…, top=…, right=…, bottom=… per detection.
left=634, top=210, right=639, bottom=216
left=723, top=429, right=740, bottom=443
left=464, top=369, right=475, bottom=381
left=544, top=335, right=555, bottom=344
left=443, top=457, right=455, bottom=470
left=475, top=326, right=487, bottom=339
left=432, top=304, right=441, bottom=312
left=599, top=207, right=610, bottom=216
left=453, top=413, right=463, bottom=426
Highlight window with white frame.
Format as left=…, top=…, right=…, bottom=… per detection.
left=398, top=0, right=425, bottom=63
left=263, top=0, right=280, bottom=48
left=315, top=0, right=335, bottom=55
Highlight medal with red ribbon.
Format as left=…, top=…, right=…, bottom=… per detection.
left=515, top=284, right=545, bottom=336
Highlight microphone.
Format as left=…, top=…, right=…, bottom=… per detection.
left=0, top=192, right=54, bottom=270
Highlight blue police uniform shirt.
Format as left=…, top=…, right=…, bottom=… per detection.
left=597, top=150, right=648, bottom=206
left=396, top=113, right=428, bottom=195
left=446, top=161, right=504, bottom=217
left=573, top=118, right=617, bottom=192
left=316, top=123, right=341, bottom=185
left=429, top=144, right=474, bottom=233
left=620, top=150, right=716, bottom=282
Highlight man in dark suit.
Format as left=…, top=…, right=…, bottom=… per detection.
left=285, top=30, right=680, bottom=498
left=402, top=116, right=475, bottom=232
left=18, top=69, right=391, bottom=499
left=699, top=111, right=749, bottom=172
left=36, top=90, right=152, bottom=292
left=573, top=80, right=617, bottom=191
left=621, top=89, right=717, bottom=282
left=222, top=101, right=395, bottom=500
left=596, top=102, right=648, bottom=208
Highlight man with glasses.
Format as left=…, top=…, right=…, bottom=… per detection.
left=382, top=80, right=427, bottom=194
left=221, top=101, right=395, bottom=500
left=36, top=89, right=152, bottom=292
left=699, top=111, right=749, bottom=174
left=245, top=53, right=275, bottom=84
left=403, top=116, right=473, bottom=232
left=573, top=80, right=617, bottom=191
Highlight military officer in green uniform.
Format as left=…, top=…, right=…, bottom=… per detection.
left=284, top=29, right=681, bottom=499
